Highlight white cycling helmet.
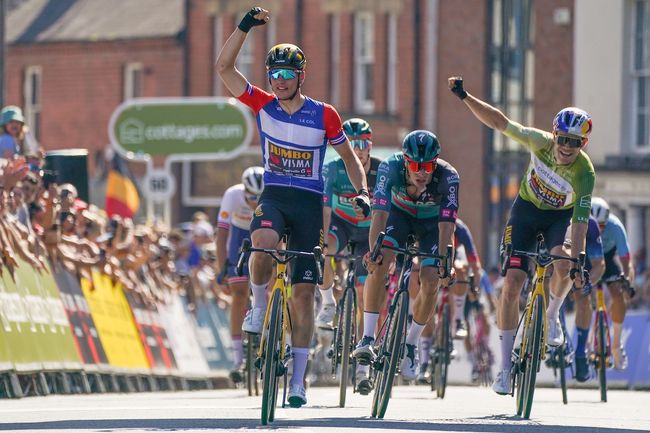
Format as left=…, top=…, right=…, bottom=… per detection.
left=590, top=196, right=610, bottom=225
left=242, top=166, right=264, bottom=195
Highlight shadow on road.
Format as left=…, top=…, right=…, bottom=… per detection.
left=0, top=417, right=646, bottom=432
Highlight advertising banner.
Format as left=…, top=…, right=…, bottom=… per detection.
left=186, top=297, right=233, bottom=370
left=80, top=271, right=149, bottom=369
left=0, top=260, right=80, bottom=371
left=53, top=266, right=109, bottom=366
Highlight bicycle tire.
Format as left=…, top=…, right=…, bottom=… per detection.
left=261, top=290, right=282, bottom=425
left=558, top=344, right=568, bottom=404
left=339, top=288, right=354, bottom=408
left=597, top=311, right=608, bottom=403
left=246, top=335, right=254, bottom=397
left=435, top=303, right=450, bottom=399
left=521, top=295, right=543, bottom=419
left=331, top=301, right=344, bottom=376
left=375, top=292, right=408, bottom=419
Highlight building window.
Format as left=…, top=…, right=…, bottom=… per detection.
left=213, top=15, right=223, bottom=96
left=124, top=63, right=143, bottom=100
left=330, top=14, right=341, bottom=106
left=23, top=65, right=42, bottom=141
left=236, top=35, right=254, bottom=80
left=387, top=13, right=397, bottom=113
left=633, top=0, right=650, bottom=149
left=354, top=12, right=375, bottom=113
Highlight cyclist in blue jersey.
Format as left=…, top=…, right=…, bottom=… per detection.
left=216, top=7, right=370, bottom=408
left=572, top=214, right=605, bottom=381
left=216, top=167, right=263, bottom=383
left=589, top=197, right=635, bottom=371
left=352, top=130, right=459, bottom=388
left=317, top=118, right=382, bottom=329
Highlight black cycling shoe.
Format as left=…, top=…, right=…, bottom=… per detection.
left=575, top=356, right=589, bottom=382
left=352, top=336, right=376, bottom=366
left=356, top=377, right=374, bottom=395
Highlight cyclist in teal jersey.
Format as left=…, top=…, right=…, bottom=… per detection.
left=449, top=76, right=594, bottom=395
left=317, top=118, right=382, bottom=330
left=353, top=130, right=459, bottom=388
left=216, top=7, right=370, bottom=407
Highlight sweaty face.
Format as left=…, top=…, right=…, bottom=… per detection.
left=553, top=132, right=585, bottom=165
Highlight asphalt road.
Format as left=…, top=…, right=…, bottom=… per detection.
left=0, top=385, right=647, bottom=433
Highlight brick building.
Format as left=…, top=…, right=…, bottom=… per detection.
left=5, top=0, right=585, bottom=266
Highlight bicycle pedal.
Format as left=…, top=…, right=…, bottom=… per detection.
left=276, top=363, right=287, bottom=377
left=254, top=357, right=263, bottom=370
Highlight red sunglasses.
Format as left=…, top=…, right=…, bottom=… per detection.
left=404, top=155, right=437, bottom=173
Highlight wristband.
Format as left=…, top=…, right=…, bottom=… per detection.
left=238, top=7, right=264, bottom=33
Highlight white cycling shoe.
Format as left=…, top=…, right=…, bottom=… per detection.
left=492, top=369, right=512, bottom=395
left=242, top=307, right=265, bottom=334
left=546, top=317, right=564, bottom=347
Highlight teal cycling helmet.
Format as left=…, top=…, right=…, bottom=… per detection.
left=402, top=130, right=440, bottom=162
left=342, top=118, right=372, bottom=139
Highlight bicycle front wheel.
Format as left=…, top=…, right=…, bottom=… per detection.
left=519, top=294, right=544, bottom=419
left=339, top=287, right=354, bottom=408
left=261, top=290, right=282, bottom=425
left=597, top=311, right=608, bottom=403
left=558, top=344, right=568, bottom=404
left=373, top=292, right=408, bottom=419
left=435, top=303, right=450, bottom=399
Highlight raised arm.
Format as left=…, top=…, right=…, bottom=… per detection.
left=215, top=7, right=269, bottom=97
left=448, top=76, right=509, bottom=132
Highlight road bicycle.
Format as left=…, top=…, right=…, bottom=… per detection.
left=326, top=242, right=359, bottom=408
left=429, top=274, right=474, bottom=398
left=503, top=234, right=586, bottom=419
left=237, top=239, right=323, bottom=425
left=367, top=232, right=452, bottom=419
left=545, top=300, right=574, bottom=404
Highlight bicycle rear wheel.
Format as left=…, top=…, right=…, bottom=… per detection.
left=519, top=294, right=543, bottom=419
left=339, top=288, right=354, bottom=408
left=261, top=290, right=282, bottom=425
left=597, top=311, right=608, bottom=403
left=246, top=335, right=255, bottom=396
left=434, top=303, right=450, bottom=398
left=373, top=292, right=408, bottom=419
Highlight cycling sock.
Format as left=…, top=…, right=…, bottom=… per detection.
left=612, top=322, right=623, bottom=348
left=363, top=312, right=379, bottom=339
left=405, top=320, right=426, bottom=345
left=289, top=347, right=310, bottom=387
left=319, top=284, right=336, bottom=305
left=408, top=300, right=414, bottom=317
left=576, top=326, right=589, bottom=358
left=419, top=336, right=431, bottom=365
left=499, top=329, right=516, bottom=371
left=453, top=295, right=466, bottom=321
left=250, top=282, right=267, bottom=308
left=231, top=336, right=243, bottom=365
left=546, top=292, right=564, bottom=321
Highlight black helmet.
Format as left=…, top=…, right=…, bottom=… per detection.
left=265, top=43, right=306, bottom=70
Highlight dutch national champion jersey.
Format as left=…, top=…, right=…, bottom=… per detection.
left=323, top=156, right=382, bottom=228
left=503, top=119, right=595, bottom=223
left=373, top=152, right=460, bottom=221
left=217, top=184, right=254, bottom=231
left=237, top=83, right=347, bottom=194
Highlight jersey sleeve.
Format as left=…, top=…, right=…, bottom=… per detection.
left=323, top=160, right=336, bottom=208
left=323, top=104, right=346, bottom=146
left=438, top=166, right=460, bottom=223
left=586, top=217, right=604, bottom=259
left=237, top=83, right=275, bottom=114
left=571, top=157, right=595, bottom=223
left=613, top=221, right=631, bottom=258
left=372, top=159, right=394, bottom=212
left=454, top=220, right=479, bottom=262
left=217, top=186, right=237, bottom=229
left=503, top=119, right=553, bottom=152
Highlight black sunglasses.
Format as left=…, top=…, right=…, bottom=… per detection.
left=556, top=135, right=583, bottom=149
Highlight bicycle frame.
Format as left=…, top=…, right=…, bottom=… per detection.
left=592, top=282, right=612, bottom=361
left=517, top=259, right=548, bottom=365
left=257, top=260, right=291, bottom=362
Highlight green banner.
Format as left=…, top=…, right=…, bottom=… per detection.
left=109, top=98, right=253, bottom=157
left=0, top=260, right=81, bottom=371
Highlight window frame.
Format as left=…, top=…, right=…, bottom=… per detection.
left=123, top=62, right=144, bottom=101
left=23, top=65, right=42, bottom=141
left=631, top=0, right=650, bottom=152
left=353, top=12, right=375, bottom=113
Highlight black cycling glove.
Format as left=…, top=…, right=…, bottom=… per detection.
left=451, top=78, right=468, bottom=100
left=354, top=188, right=371, bottom=218
left=238, top=7, right=266, bottom=33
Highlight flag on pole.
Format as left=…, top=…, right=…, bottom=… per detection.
left=105, top=153, right=140, bottom=218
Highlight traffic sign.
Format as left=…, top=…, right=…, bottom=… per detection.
left=142, top=168, right=176, bottom=201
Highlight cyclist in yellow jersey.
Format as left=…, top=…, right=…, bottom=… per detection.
left=448, top=76, right=594, bottom=395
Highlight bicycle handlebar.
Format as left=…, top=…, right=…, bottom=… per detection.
left=369, top=231, right=453, bottom=275
left=236, top=239, right=251, bottom=277
left=505, top=234, right=587, bottom=277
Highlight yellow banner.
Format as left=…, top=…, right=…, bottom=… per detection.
left=80, top=271, right=149, bottom=369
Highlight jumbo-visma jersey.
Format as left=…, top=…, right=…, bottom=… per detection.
left=238, top=83, right=346, bottom=194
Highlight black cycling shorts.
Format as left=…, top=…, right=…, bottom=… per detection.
left=328, top=213, right=370, bottom=279
left=250, top=185, right=323, bottom=285
left=384, top=208, right=441, bottom=267
left=602, top=249, right=623, bottom=282
left=501, top=196, right=573, bottom=273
